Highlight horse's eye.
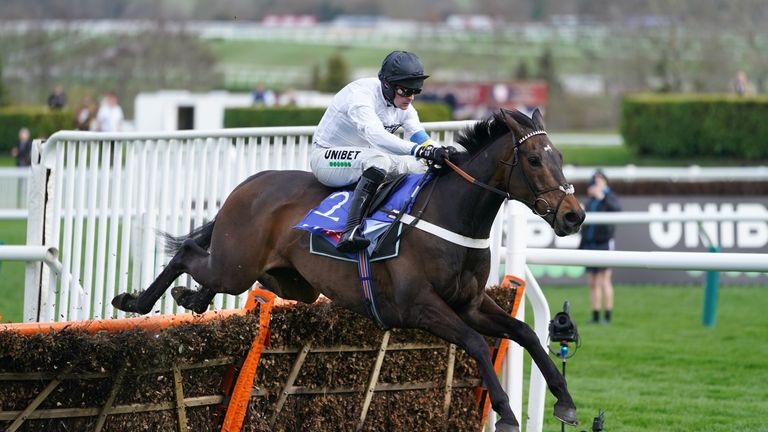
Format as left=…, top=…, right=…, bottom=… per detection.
left=528, top=156, right=542, bottom=167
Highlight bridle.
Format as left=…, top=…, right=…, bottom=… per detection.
left=443, top=130, right=575, bottom=227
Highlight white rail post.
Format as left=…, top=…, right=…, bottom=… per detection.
left=524, top=266, right=551, bottom=432
left=23, top=140, right=48, bottom=322
left=503, top=201, right=528, bottom=428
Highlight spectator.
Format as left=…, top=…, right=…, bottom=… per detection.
left=74, top=96, right=96, bottom=131
left=278, top=87, right=298, bottom=106
left=579, top=170, right=621, bottom=324
left=733, top=70, right=756, bottom=96
left=47, top=85, right=67, bottom=109
left=11, top=127, right=33, bottom=166
left=251, top=83, right=276, bottom=107
left=96, top=91, right=124, bottom=132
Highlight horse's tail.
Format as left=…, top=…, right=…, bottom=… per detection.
left=161, top=219, right=216, bottom=256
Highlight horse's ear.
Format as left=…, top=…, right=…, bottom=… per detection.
left=531, top=108, right=546, bottom=130
left=500, top=108, right=525, bottom=137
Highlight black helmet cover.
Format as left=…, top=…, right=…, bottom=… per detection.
left=378, top=51, right=429, bottom=103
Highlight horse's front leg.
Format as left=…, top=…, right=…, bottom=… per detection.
left=402, top=297, right=521, bottom=432
left=461, top=292, right=578, bottom=426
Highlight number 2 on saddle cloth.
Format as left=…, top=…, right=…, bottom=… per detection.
left=293, top=173, right=430, bottom=263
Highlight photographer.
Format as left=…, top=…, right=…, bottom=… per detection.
left=579, top=170, right=621, bottom=324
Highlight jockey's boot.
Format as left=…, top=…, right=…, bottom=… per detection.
left=336, top=167, right=386, bottom=253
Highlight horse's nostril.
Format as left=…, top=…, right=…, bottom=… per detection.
left=564, top=211, right=583, bottom=226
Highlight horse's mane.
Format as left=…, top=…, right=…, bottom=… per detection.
left=450, top=109, right=535, bottom=167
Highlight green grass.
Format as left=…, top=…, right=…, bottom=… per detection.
left=0, top=156, right=15, bottom=167
left=557, top=145, right=768, bottom=167
left=0, top=220, right=27, bottom=323
left=209, top=40, right=391, bottom=70
left=525, top=285, right=768, bottom=432
left=559, top=146, right=633, bottom=166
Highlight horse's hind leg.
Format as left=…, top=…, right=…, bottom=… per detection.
left=461, top=293, right=578, bottom=426
left=111, top=239, right=210, bottom=314
left=169, top=243, right=255, bottom=313
left=171, top=285, right=217, bottom=314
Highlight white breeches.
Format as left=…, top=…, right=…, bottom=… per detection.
left=310, top=146, right=427, bottom=187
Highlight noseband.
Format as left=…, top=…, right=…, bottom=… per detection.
left=444, top=130, right=575, bottom=227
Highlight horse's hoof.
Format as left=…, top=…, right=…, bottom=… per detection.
left=171, top=286, right=208, bottom=314
left=554, top=401, right=579, bottom=426
left=494, top=420, right=520, bottom=432
left=111, top=293, right=137, bottom=312
left=171, top=286, right=193, bottom=307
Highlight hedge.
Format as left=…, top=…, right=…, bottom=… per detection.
left=223, top=102, right=452, bottom=129
left=224, top=107, right=327, bottom=128
left=0, top=285, right=520, bottom=431
left=621, top=94, right=768, bottom=160
left=0, top=107, right=74, bottom=152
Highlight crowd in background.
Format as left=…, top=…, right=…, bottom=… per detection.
left=250, top=83, right=299, bottom=107
left=9, top=85, right=126, bottom=166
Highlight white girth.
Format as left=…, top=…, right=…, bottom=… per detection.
left=390, top=212, right=490, bottom=249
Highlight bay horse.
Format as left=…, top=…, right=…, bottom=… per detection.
left=112, top=108, right=585, bottom=431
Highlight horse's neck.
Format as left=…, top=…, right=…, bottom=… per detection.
left=427, top=149, right=507, bottom=239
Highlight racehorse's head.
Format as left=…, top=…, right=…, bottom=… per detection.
left=498, top=108, right=585, bottom=236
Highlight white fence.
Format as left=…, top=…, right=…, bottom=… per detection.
left=0, top=167, right=29, bottom=215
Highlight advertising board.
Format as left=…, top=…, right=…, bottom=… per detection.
left=528, top=196, right=768, bottom=285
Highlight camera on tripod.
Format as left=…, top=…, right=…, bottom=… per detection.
left=549, top=301, right=579, bottom=343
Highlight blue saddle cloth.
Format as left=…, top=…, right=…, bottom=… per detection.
left=294, top=174, right=428, bottom=261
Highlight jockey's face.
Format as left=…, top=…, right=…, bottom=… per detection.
left=393, top=86, right=419, bottom=110
left=393, top=93, right=414, bottom=110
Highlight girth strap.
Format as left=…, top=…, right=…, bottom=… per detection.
left=357, top=250, right=389, bottom=330
left=395, top=212, right=490, bottom=249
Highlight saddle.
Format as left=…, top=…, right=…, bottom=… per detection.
left=294, top=174, right=429, bottom=262
left=368, top=173, right=410, bottom=216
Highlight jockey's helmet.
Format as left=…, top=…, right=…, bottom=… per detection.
left=378, top=51, right=429, bottom=103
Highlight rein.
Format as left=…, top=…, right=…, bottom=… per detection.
left=444, top=159, right=512, bottom=199
left=444, top=130, right=575, bottom=226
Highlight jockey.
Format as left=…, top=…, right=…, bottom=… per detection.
left=310, top=50, right=451, bottom=253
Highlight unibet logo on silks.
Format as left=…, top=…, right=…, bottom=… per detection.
left=324, top=149, right=361, bottom=160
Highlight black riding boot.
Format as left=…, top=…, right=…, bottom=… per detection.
left=336, top=167, right=386, bottom=253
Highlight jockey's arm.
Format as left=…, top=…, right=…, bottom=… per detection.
left=401, top=108, right=439, bottom=150
left=348, top=103, right=433, bottom=156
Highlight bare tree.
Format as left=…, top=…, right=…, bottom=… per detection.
left=598, top=0, right=751, bottom=93
left=717, top=0, right=768, bottom=92
left=2, top=18, right=221, bottom=115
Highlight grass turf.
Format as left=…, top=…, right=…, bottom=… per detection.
left=526, top=284, right=768, bottom=432
left=0, top=220, right=26, bottom=323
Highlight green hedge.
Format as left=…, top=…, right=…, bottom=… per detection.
left=0, top=108, right=74, bottom=152
left=621, top=94, right=768, bottom=159
left=223, top=102, right=452, bottom=129
left=412, top=102, right=452, bottom=122
left=224, top=107, right=327, bottom=128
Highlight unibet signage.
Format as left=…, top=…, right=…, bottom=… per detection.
left=527, top=196, right=768, bottom=285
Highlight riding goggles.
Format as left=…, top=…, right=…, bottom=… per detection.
left=395, top=86, right=422, bottom=97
